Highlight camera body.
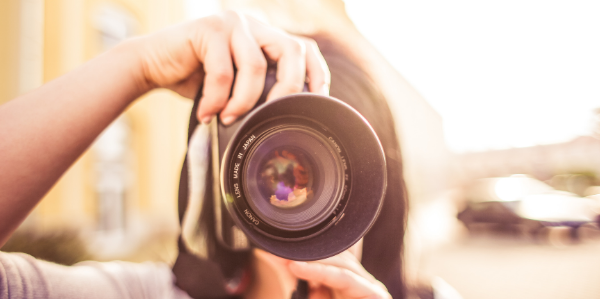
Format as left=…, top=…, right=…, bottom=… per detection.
left=209, top=70, right=388, bottom=261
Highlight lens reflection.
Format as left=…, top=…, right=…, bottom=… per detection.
left=244, top=127, right=342, bottom=231
left=258, top=148, right=314, bottom=209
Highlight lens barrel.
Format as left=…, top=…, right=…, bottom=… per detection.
left=221, top=94, right=386, bottom=261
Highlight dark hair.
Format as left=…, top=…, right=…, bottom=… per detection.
left=314, top=35, right=408, bottom=298
left=173, top=36, right=408, bottom=299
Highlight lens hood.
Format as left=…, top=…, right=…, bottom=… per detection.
left=220, top=93, right=386, bottom=261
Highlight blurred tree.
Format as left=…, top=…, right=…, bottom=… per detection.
left=1, top=230, right=90, bottom=266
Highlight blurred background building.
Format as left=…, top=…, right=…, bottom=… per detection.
left=1, top=0, right=193, bottom=262
left=3, top=0, right=600, bottom=298
left=0, top=0, right=450, bottom=262
left=454, top=136, right=600, bottom=191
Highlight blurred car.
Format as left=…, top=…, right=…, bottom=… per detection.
left=458, top=175, right=600, bottom=239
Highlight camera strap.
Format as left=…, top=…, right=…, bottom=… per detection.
left=172, top=89, right=244, bottom=298
left=172, top=74, right=310, bottom=299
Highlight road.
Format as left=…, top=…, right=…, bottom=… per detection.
left=420, top=235, right=600, bottom=299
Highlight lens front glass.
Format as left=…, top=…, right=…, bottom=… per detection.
left=244, top=127, right=343, bottom=231
left=257, top=147, right=314, bottom=208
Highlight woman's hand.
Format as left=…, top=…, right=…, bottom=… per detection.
left=135, top=10, right=330, bottom=125
left=248, top=247, right=390, bottom=299
left=288, top=251, right=392, bottom=299
left=0, top=11, right=329, bottom=246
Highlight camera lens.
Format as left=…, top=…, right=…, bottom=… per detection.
left=243, top=127, right=343, bottom=231
left=220, top=94, right=385, bottom=260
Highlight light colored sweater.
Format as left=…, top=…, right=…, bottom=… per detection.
left=0, top=251, right=191, bottom=299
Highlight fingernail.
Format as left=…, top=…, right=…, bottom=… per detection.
left=201, top=115, right=213, bottom=124
left=221, top=116, right=236, bottom=126
left=320, top=84, right=329, bottom=96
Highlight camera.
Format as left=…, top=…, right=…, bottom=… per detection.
left=185, top=68, right=387, bottom=261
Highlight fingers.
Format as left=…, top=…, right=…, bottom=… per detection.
left=268, top=40, right=306, bottom=102
left=220, top=14, right=267, bottom=125
left=167, top=68, right=205, bottom=99
left=196, top=30, right=234, bottom=124
left=317, top=253, right=389, bottom=293
left=316, top=251, right=379, bottom=286
left=192, top=12, right=331, bottom=125
left=300, top=37, right=331, bottom=96
left=249, top=20, right=307, bottom=101
left=250, top=23, right=330, bottom=100
left=289, top=261, right=391, bottom=299
left=307, top=285, right=333, bottom=299
left=288, top=249, right=391, bottom=299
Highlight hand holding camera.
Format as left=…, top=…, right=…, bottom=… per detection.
left=177, top=32, right=388, bottom=299
left=133, top=10, right=330, bottom=124
left=288, top=251, right=392, bottom=299
left=0, top=9, right=393, bottom=299
left=249, top=248, right=392, bottom=299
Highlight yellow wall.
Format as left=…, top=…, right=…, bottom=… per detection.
left=3, top=0, right=192, bottom=249
left=34, top=0, right=92, bottom=231
left=0, top=0, right=20, bottom=104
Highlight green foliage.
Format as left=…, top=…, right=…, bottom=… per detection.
left=1, top=230, right=90, bottom=265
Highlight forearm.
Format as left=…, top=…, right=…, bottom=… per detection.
left=0, top=12, right=331, bottom=247
left=0, top=39, right=150, bottom=245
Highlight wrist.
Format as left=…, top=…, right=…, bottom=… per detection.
left=108, top=37, right=156, bottom=97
